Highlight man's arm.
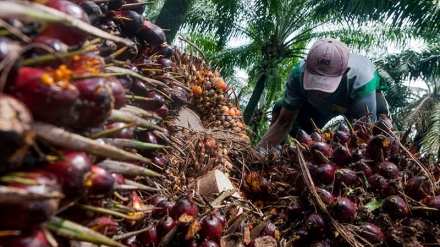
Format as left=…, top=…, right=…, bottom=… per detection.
left=257, top=106, right=298, bottom=150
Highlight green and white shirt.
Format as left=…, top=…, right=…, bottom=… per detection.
left=283, top=53, right=389, bottom=121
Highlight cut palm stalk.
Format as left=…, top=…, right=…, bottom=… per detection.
left=96, top=160, right=163, bottom=177
left=106, top=66, right=169, bottom=89
left=114, top=184, right=163, bottom=192
left=90, top=123, right=137, bottom=139
left=121, top=105, right=162, bottom=120
left=31, top=122, right=151, bottom=164
left=45, top=217, right=126, bottom=247
left=110, top=109, right=165, bottom=132
left=0, top=185, right=63, bottom=203
left=124, top=179, right=163, bottom=192
left=120, top=1, right=155, bottom=10
left=112, top=225, right=154, bottom=241
left=0, top=1, right=134, bottom=47
left=22, top=48, right=89, bottom=66
left=77, top=204, right=144, bottom=220
left=153, top=130, right=172, bottom=144
left=103, top=138, right=167, bottom=150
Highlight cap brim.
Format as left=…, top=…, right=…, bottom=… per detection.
left=304, top=70, right=342, bottom=93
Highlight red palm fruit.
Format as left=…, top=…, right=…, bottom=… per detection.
left=367, top=174, right=387, bottom=193
left=373, top=119, right=392, bottom=136
left=33, top=36, right=68, bottom=54
left=152, top=155, right=170, bottom=169
left=213, top=210, right=226, bottom=227
left=376, top=161, right=399, bottom=179
left=44, top=149, right=92, bottom=206
left=170, top=85, right=189, bottom=108
left=87, top=216, right=119, bottom=237
left=366, top=134, right=399, bottom=160
left=261, top=222, right=277, bottom=238
left=157, top=215, right=176, bottom=241
left=85, top=165, right=116, bottom=198
left=351, top=147, right=367, bottom=162
left=32, top=36, right=69, bottom=68
left=0, top=228, right=52, bottom=247
left=305, top=213, right=326, bottom=235
left=155, top=104, right=169, bottom=118
left=286, top=198, right=305, bottom=221
left=108, top=0, right=124, bottom=10
left=138, top=225, right=158, bottom=247
left=333, top=130, right=350, bottom=145
left=135, top=130, right=158, bottom=144
left=170, top=194, right=199, bottom=220
left=337, top=123, right=350, bottom=133
left=152, top=198, right=175, bottom=219
left=420, top=196, right=440, bottom=217
left=316, top=163, right=338, bottom=185
left=69, top=52, right=105, bottom=75
left=282, top=144, right=299, bottom=163
left=296, top=129, right=313, bottom=147
left=149, top=194, right=168, bottom=206
left=0, top=94, right=33, bottom=171
left=124, top=0, right=146, bottom=14
left=8, top=66, right=79, bottom=127
left=79, top=1, right=103, bottom=25
left=333, top=169, right=359, bottom=194
left=199, top=214, right=223, bottom=243
left=108, top=77, right=126, bottom=109
left=404, top=176, right=432, bottom=201
left=130, top=79, right=150, bottom=96
left=331, top=144, right=352, bottom=166
left=401, top=217, right=426, bottom=231
left=113, top=10, right=145, bottom=33
left=136, top=20, right=167, bottom=46
left=357, top=222, right=384, bottom=244
left=106, top=122, right=134, bottom=139
left=328, top=197, right=356, bottom=223
left=351, top=161, right=373, bottom=178
left=145, top=44, right=174, bottom=58
left=200, top=240, right=219, bottom=247
left=310, top=132, right=324, bottom=142
left=382, top=195, right=409, bottom=218
left=310, top=141, right=333, bottom=162
left=71, top=77, right=114, bottom=129
left=133, top=90, right=165, bottom=112
left=316, top=187, right=334, bottom=205
left=0, top=171, right=61, bottom=230
left=41, top=0, right=90, bottom=46
left=383, top=179, right=403, bottom=197
left=310, top=239, right=333, bottom=247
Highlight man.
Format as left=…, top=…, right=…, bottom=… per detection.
left=257, top=38, right=392, bottom=149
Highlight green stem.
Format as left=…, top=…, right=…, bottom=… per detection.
left=96, top=160, right=163, bottom=177
left=90, top=123, right=136, bottom=139
left=45, top=217, right=127, bottom=247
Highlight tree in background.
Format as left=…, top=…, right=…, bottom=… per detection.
left=155, top=0, right=194, bottom=43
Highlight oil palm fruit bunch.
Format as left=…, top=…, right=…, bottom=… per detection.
left=0, top=1, right=265, bottom=247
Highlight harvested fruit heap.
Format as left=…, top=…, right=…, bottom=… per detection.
left=0, top=1, right=270, bottom=247
left=244, top=117, right=440, bottom=246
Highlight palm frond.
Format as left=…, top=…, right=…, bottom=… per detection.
left=422, top=102, right=440, bottom=155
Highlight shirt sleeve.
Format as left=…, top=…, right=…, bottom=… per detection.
left=282, top=63, right=305, bottom=111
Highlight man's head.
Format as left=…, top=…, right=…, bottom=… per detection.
left=304, top=38, right=350, bottom=93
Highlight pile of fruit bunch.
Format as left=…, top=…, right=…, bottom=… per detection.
left=238, top=116, right=440, bottom=246
left=0, top=1, right=269, bottom=247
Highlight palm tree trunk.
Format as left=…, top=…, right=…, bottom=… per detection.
left=243, top=73, right=267, bottom=124
left=155, top=0, right=193, bottom=43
